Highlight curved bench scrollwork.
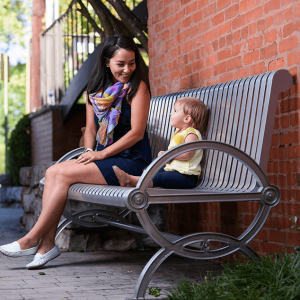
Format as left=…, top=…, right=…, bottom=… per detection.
left=261, top=185, right=281, bottom=207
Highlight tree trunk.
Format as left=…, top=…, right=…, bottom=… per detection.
left=106, top=0, right=148, bottom=53
left=88, top=0, right=115, bottom=38
left=77, top=0, right=104, bottom=40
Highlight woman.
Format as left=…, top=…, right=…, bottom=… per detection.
left=0, top=34, right=152, bottom=269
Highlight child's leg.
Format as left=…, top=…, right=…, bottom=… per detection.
left=152, top=169, right=198, bottom=189
left=113, top=166, right=154, bottom=187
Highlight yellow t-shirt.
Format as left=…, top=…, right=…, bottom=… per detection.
left=164, top=127, right=203, bottom=176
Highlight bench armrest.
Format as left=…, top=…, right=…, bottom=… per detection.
left=56, top=147, right=85, bottom=163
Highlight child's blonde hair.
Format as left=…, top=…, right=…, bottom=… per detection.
left=176, top=97, right=209, bottom=135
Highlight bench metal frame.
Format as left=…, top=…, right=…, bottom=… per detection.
left=40, top=69, right=292, bottom=300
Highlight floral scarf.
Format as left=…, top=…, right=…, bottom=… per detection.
left=89, top=81, right=130, bottom=146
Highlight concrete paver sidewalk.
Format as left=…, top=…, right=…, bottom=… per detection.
left=0, top=207, right=222, bottom=300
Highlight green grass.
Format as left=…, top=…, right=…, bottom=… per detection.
left=166, top=252, right=300, bottom=300
left=0, top=143, right=5, bottom=174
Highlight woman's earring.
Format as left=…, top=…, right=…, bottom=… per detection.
left=106, top=66, right=109, bottom=68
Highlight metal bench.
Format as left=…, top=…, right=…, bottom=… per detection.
left=40, top=69, right=292, bottom=300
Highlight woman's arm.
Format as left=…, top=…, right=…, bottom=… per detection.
left=84, top=95, right=98, bottom=150
left=84, top=81, right=150, bottom=162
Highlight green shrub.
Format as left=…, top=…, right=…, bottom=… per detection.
left=166, top=252, right=300, bottom=300
left=7, top=114, right=31, bottom=185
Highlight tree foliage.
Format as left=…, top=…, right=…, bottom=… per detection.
left=0, top=0, right=31, bottom=49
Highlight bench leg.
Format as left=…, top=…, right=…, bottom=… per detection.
left=55, top=209, right=145, bottom=250
left=125, top=248, right=173, bottom=300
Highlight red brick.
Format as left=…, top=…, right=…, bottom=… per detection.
left=283, top=20, right=300, bottom=38
left=286, top=203, right=300, bottom=216
left=283, top=7, right=293, bottom=22
left=243, top=50, right=259, bottom=65
left=260, top=43, right=277, bottom=60
left=255, top=229, right=268, bottom=241
left=232, top=14, right=247, bottom=30
left=267, top=160, right=279, bottom=173
left=212, top=12, right=224, bottom=26
left=165, top=15, right=176, bottom=27
left=199, top=67, right=213, bottom=80
left=171, top=69, right=181, bottom=80
left=287, top=50, right=300, bottom=66
left=268, top=58, right=285, bottom=71
left=157, top=86, right=167, bottom=95
left=264, top=0, right=281, bottom=14
left=280, top=131, right=299, bottom=146
left=248, top=22, right=256, bottom=35
left=234, top=67, right=249, bottom=79
left=227, top=56, right=242, bottom=71
left=186, top=1, right=197, bottom=15
left=266, top=16, right=273, bottom=29
left=250, top=62, right=267, bottom=75
left=217, top=0, right=231, bottom=10
left=269, top=147, right=286, bottom=160
left=287, top=145, right=300, bottom=159
left=278, top=160, right=298, bottom=174
left=257, top=19, right=265, bottom=32
left=264, top=29, right=277, bottom=44
left=270, top=229, right=287, bottom=243
left=205, top=28, right=217, bottom=42
left=217, top=48, right=231, bottom=61
left=203, top=3, right=216, bottom=18
left=218, top=21, right=231, bottom=36
left=281, top=97, right=300, bottom=113
left=287, top=232, right=300, bottom=245
left=290, top=112, right=300, bottom=127
left=192, top=10, right=203, bottom=23
left=181, top=16, right=192, bottom=28
left=205, top=54, right=217, bottom=67
left=220, top=72, right=233, bottom=82
left=248, top=36, right=262, bottom=51
left=192, top=59, right=204, bottom=71
left=225, top=4, right=239, bottom=20
left=219, top=36, right=226, bottom=49
left=279, top=35, right=298, bottom=54
left=240, top=0, right=256, bottom=12
left=247, top=6, right=263, bottom=22
left=213, top=61, right=226, bottom=76
left=226, top=33, right=233, bottom=46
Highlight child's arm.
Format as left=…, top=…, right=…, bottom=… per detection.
left=172, top=133, right=198, bottom=161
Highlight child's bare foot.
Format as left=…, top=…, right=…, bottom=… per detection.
left=113, top=166, right=134, bottom=187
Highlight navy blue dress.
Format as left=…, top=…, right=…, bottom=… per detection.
left=93, top=97, right=152, bottom=185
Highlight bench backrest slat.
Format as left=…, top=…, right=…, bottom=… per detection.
left=147, top=70, right=292, bottom=190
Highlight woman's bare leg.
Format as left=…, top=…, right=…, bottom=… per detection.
left=18, top=160, right=107, bottom=254
left=113, top=165, right=153, bottom=188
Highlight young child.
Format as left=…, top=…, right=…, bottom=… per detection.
left=113, top=97, right=209, bottom=189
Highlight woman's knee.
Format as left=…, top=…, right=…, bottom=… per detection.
left=45, top=164, right=59, bottom=181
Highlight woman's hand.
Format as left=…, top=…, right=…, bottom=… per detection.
left=76, top=151, right=107, bottom=165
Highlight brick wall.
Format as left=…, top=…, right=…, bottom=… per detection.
left=30, top=105, right=86, bottom=165
left=148, top=0, right=300, bottom=255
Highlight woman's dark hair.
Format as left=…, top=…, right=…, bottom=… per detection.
left=87, top=34, right=150, bottom=103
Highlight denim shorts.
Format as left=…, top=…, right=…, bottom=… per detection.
left=152, top=168, right=198, bottom=189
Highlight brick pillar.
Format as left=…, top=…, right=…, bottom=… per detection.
left=30, top=0, right=45, bottom=112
